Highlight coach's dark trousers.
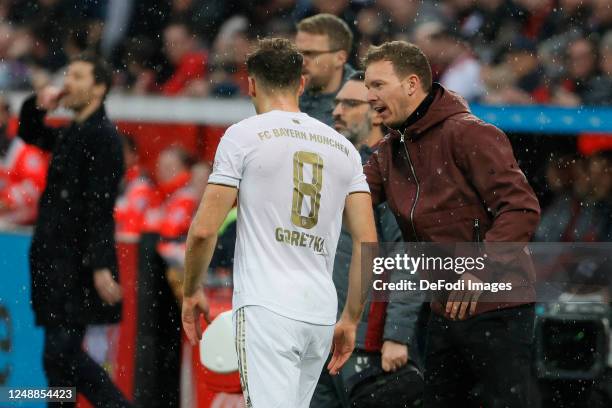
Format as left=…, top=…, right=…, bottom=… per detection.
left=43, top=325, right=132, bottom=408
left=423, top=304, right=537, bottom=408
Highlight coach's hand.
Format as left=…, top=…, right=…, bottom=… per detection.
left=381, top=340, right=408, bottom=372
left=445, top=272, right=483, bottom=320
left=182, top=288, right=210, bottom=346
left=328, top=318, right=357, bottom=375
left=94, top=268, right=123, bottom=305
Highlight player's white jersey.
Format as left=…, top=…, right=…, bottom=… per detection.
left=208, top=110, right=369, bottom=325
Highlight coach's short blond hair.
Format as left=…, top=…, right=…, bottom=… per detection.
left=364, top=41, right=433, bottom=92
left=297, top=14, right=353, bottom=54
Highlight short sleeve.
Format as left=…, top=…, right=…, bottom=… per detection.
left=347, top=147, right=370, bottom=195
left=208, top=126, right=245, bottom=188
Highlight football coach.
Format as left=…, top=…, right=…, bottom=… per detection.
left=362, top=41, right=541, bottom=407
left=19, top=54, right=131, bottom=407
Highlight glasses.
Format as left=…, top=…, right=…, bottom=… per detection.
left=299, top=49, right=342, bottom=59
left=334, top=99, right=370, bottom=109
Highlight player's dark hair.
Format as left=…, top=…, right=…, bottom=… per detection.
left=364, top=41, right=433, bottom=93
left=246, top=38, right=303, bottom=91
left=70, top=53, right=113, bottom=98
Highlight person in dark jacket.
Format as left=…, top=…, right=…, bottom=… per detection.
left=363, top=41, right=541, bottom=408
left=296, top=13, right=355, bottom=126
left=19, top=54, right=131, bottom=408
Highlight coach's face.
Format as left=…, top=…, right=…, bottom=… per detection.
left=365, top=60, right=415, bottom=129
left=296, top=31, right=344, bottom=92
left=62, top=61, right=105, bottom=112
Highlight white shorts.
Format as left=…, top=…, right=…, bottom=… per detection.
left=233, top=306, right=334, bottom=408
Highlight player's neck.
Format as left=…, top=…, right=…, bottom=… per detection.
left=255, top=96, right=301, bottom=114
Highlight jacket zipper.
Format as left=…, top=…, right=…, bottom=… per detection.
left=473, top=218, right=481, bottom=243
left=401, top=132, right=420, bottom=241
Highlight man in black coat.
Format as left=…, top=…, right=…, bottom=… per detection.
left=19, top=54, right=132, bottom=408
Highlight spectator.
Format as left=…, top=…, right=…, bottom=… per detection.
left=377, top=0, right=441, bottom=38
left=471, top=0, right=525, bottom=62
left=583, top=31, right=612, bottom=106
left=553, top=36, right=599, bottom=106
left=0, top=97, right=47, bottom=227
left=120, top=36, right=158, bottom=94
left=208, top=16, right=252, bottom=97
left=589, top=151, right=612, bottom=240
left=590, top=0, right=612, bottom=36
left=420, top=27, right=485, bottom=102
left=353, top=6, right=390, bottom=64
left=114, top=135, right=155, bottom=242
left=0, top=23, right=33, bottom=90
left=541, top=0, right=591, bottom=39
left=535, top=154, right=583, bottom=241
left=512, top=0, right=555, bottom=41
left=296, top=13, right=355, bottom=126
left=482, top=37, right=550, bottom=104
left=161, top=20, right=208, bottom=96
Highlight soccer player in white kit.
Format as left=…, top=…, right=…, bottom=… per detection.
left=182, top=38, right=377, bottom=408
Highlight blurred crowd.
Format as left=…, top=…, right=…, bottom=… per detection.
left=536, top=150, right=612, bottom=242
left=0, top=0, right=610, bottom=105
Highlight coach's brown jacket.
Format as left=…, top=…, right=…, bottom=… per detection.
left=364, top=83, right=541, bottom=317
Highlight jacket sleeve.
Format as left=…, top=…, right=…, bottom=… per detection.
left=374, top=204, right=420, bottom=344
left=383, top=287, right=421, bottom=345
left=84, top=129, right=124, bottom=270
left=363, top=148, right=386, bottom=206
left=18, top=95, right=61, bottom=152
left=455, top=120, right=541, bottom=250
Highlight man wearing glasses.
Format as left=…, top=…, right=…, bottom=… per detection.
left=296, top=13, right=355, bottom=126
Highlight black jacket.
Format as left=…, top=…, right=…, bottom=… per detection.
left=19, top=95, right=124, bottom=326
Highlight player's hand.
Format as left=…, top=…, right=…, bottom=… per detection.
left=36, top=85, right=64, bottom=111
left=327, top=318, right=357, bottom=375
left=381, top=340, right=409, bottom=372
left=93, top=268, right=123, bottom=305
left=445, top=272, right=483, bottom=320
left=182, top=287, right=210, bottom=346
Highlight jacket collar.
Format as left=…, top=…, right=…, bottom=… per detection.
left=72, top=104, right=107, bottom=129
left=388, top=83, right=471, bottom=141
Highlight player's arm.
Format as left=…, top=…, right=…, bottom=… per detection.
left=328, top=192, right=378, bottom=375
left=182, top=184, right=237, bottom=345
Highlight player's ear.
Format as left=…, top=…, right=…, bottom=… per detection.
left=248, top=76, right=256, bottom=98
left=297, top=75, right=305, bottom=97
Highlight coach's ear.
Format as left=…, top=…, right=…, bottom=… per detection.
left=297, top=75, right=305, bottom=97
left=248, top=76, right=256, bottom=98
